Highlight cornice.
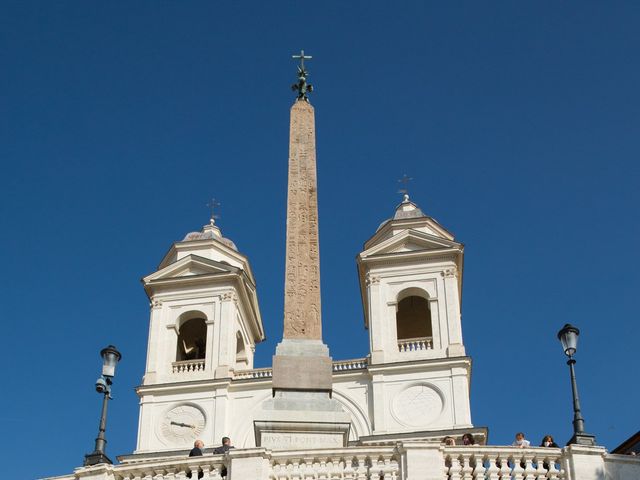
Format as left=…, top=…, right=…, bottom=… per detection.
left=137, top=377, right=232, bottom=395
left=367, top=356, right=472, bottom=374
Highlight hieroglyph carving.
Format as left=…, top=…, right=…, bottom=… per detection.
left=283, top=101, right=322, bottom=340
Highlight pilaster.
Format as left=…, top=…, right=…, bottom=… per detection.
left=371, top=372, right=387, bottom=433
left=442, top=268, right=465, bottom=356
left=563, top=444, right=607, bottom=480
left=143, top=300, right=164, bottom=384
left=368, top=274, right=386, bottom=364
left=398, top=442, right=445, bottom=480
left=227, top=447, right=271, bottom=480
left=213, top=385, right=230, bottom=443
left=204, top=316, right=215, bottom=373
left=215, top=292, right=236, bottom=379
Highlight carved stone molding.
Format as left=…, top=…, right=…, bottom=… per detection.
left=221, top=292, right=238, bottom=303
left=365, top=273, right=380, bottom=286
left=441, top=268, right=457, bottom=278
left=150, top=299, right=163, bottom=309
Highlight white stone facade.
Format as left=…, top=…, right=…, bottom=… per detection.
left=133, top=197, right=475, bottom=455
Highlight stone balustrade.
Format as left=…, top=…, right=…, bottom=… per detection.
left=234, top=366, right=273, bottom=379
left=398, top=336, right=433, bottom=352
left=269, top=446, right=399, bottom=479
left=44, top=444, right=640, bottom=480
left=233, top=358, right=369, bottom=380
left=444, top=446, right=565, bottom=479
left=332, top=357, right=368, bottom=372
left=172, top=359, right=206, bottom=374
left=53, top=455, right=225, bottom=480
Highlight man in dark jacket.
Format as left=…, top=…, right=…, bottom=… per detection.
left=189, top=439, right=204, bottom=457
left=213, top=436, right=233, bottom=454
left=213, top=437, right=233, bottom=477
left=187, top=440, right=204, bottom=479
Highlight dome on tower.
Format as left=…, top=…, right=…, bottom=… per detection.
left=377, top=194, right=426, bottom=231
left=182, top=219, right=238, bottom=251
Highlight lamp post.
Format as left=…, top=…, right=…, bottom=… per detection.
left=557, top=324, right=596, bottom=446
left=84, top=345, right=122, bottom=466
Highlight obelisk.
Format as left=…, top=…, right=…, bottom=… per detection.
left=254, top=51, right=350, bottom=450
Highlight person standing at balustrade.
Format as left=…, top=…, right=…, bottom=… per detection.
left=512, top=432, right=531, bottom=448
left=540, top=435, right=559, bottom=448
left=189, top=439, right=204, bottom=456
left=462, top=433, right=476, bottom=445
left=187, top=440, right=205, bottom=478
left=443, top=436, right=456, bottom=446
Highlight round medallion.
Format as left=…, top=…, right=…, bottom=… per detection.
left=159, top=404, right=206, bottom=446
left=392, top=383, right=443, bottom=427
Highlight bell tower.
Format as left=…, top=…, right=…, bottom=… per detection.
left=135, top=217, right=265, bottom=453
left=357, top=195, right=466, bottom=364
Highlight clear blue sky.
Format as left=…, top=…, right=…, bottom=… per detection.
left=2, top=2, right=639, bottom=478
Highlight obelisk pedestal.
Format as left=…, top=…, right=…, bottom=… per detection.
left=254, top=83, right=350, bottom=449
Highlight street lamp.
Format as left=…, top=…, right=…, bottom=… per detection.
left=557, top=324, right=596, bottom=446
left=84, top=345, right=122, bottom=466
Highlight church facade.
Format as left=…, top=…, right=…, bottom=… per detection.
left=132, top=192, right=477, bottom=454
left=44, top=61, right=639, bottom=480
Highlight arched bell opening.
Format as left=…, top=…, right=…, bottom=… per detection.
left=396, top=289, right=433, bottom=341
left=176, top=318, right=207, bottom=361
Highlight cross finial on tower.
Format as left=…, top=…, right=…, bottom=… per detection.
left=291, top=49, right=313, bottom=101
left=206, top=198, right=221, bottom=224
left=397, top=174, right=413, bottom=201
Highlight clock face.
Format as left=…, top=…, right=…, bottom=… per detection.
left=159, top=404, right=206, bottom=446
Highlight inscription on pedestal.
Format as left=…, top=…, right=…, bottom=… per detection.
left=261, top=432, right=343, bottom=450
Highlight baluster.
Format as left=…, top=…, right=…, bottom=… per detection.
left=511, top=453, right=526, bottom=480
left=485, top=456, right=500, bottom=480
left=199, top=464, right=211, bottom=480
left=446, top=453, right=460, bottom=480
left=471, top=454, right=486, bottom=480
left=271, top=462, right=281, bottom=480
left=290, top=460, right=302, bottom=480
left=521, top=455, right=535, bottom=480
left=304, top=460, right=316, bottom=480
left=460, top=453, right=474, bottom=480
left=317, top=459, right=328, bottom=480
left=388, top=458, right=399, bottom=480
left=343, top=457, right=355, bottom=480
left=381, top=456, right=395, bottom=479
left=546, top=456, right=560, bottom=480
left=354, top=456, right=368, bottom=480
left=497, top=455, right=511, bottom=480
left=372, top=457, right=384, bottom=480
left=534, top=455, right=546, bottom=479
left=166, top=468, right=178, bottom=480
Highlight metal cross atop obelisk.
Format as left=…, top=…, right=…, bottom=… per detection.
left=292, top=49, right=312, bottom=69
left=291, top=49, right=313, bottom=101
